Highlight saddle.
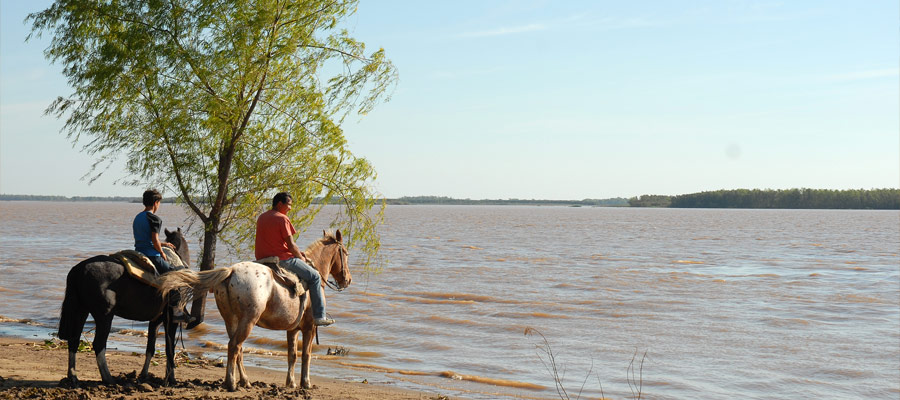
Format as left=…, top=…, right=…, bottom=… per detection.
left=112, top=250, right=162, bottom=288
left=255, top=257, right=308, bottom=297
left=112, top=248, right=185, bottom=288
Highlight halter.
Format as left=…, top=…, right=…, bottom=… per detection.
left=325, top=242, right=348, bottom=292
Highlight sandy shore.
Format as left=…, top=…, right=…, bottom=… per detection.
left=0, top=337, right=449, bottom=400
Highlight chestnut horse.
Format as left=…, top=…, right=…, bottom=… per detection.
left=159, top=230, right=350, bottom=391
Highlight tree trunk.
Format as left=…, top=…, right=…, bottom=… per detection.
left=189, top=226, right=218, bottom=323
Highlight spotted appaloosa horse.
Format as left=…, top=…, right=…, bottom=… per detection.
left=58, top=228, right=190, bottom=387
left=159, top=230, right=351, bottom=391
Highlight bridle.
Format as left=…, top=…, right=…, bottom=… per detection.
left=324, top=242, right=348, bottom=292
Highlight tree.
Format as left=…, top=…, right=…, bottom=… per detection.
left=29, top=0, right=397, bottom=320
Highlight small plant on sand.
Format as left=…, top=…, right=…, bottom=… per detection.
left=43, top=333, right=92, bottom=352
left=525, top=327, right=648, bottom=400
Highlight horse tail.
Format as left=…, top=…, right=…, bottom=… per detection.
left=195, top=267, right=234, bottom=292
left=158, top=267, right=234, bottom=298
left=57, top=265, right=84, bottom=343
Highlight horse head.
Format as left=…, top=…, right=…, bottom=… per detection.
left=164, top=228, right=190, bottom=268
left=322, top=229, right=351, bottom=290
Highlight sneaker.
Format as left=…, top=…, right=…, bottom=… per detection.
left=314, top=317, right=335, bottom=327
left=171, top=309, right=197, bottom=325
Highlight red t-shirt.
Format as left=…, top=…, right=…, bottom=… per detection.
left=255, top=209, right=296, bottom=260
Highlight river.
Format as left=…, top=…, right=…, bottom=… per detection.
left=0, top=201, right=897, bottom=399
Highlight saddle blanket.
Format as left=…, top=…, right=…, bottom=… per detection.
left=111, top=247, right=185, bottom=288
left=112, top=250, right=162, bottom=288
left=255, top=257, right=308, bottom=296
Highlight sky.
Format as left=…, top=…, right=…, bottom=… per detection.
left=2, top=0, right=898, bottom=200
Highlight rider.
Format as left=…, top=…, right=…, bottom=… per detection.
left=133, top=189, right=192, bottom=324
left=134, top=190, right=177, bottom=273
left=255, top=192, right=334, bottom=327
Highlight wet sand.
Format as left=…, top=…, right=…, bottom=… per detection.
left=0, top=336, right=449, bottom=400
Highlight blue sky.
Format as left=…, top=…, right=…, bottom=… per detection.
left=2, top=0, right=898, bottom=199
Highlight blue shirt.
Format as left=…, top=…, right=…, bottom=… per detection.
left=133, top=210, right=163, bottom=257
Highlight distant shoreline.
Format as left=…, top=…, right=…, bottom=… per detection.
left=0, top=194, right=627, bottom=207
left=2, top=189, right=897, bottom=209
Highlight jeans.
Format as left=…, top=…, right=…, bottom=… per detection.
left=149, top=255, right=175, bottom=274
left=279, top=258, right=326, bottom=320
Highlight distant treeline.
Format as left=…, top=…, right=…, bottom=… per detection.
left=2, top=193, right=628, bottom=207
left=386, top=196, right=629, bottom=207
left=0, top=194, right=174, bottom=203
left=629, top=188, right=899, bottom=209
left=5, top=190, right=897, bottom=209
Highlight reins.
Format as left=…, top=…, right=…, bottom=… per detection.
left=324, top=243, right=347, bottom=292
left=316, top=241, right=346, bottom=346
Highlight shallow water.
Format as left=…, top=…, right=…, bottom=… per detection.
left=1, top=201, right=898, bottom=399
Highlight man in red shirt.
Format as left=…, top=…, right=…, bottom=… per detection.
left=256, top=192, right=334, bottom=326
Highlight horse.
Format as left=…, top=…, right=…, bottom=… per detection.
left=58, top=228, right=190, bottom=387
left=158, top=230, right=351, bottom=391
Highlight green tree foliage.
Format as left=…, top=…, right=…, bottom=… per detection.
left=29, top=0, right=397, bottom=314
left=667, top=188, right=899, bottom=209
left=627, top=195, right=672, bottom=208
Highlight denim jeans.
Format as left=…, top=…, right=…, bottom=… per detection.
left=279, top=258, right=326, bottom=319
left=149, top=255, right=175, bottom=274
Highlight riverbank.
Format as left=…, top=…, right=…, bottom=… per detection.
left=0, top=336, right=448, bottom=400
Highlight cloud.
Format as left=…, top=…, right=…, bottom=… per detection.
left=457, top=23, right=546, bottom=38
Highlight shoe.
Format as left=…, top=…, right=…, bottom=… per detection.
left=171, top=309, right=197, bottom=325
left=314, top=317, right=335, bottom=327
left=171, top=314, right=189, bottom=323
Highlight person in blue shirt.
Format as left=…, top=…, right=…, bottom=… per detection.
left=133, top=189, right=176, bottom=273
left=133, top=189, right=192, bottom=324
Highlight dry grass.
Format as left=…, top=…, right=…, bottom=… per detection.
left=525, top=327, right=649, bottom=400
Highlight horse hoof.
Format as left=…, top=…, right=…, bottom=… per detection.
left=60, top=376, right=79, bottom=388
left=224, top=383, right=237, bottom=392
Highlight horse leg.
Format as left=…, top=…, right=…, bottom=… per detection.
left=139, top=318, right=162, bottom=380
left=300, top=324, right=315, bottom=389
left=286, top=329, right=300, bottom=388
left=235, top=328, right=252, bottom=388
left=224, top=320, right=253, bottom=391
left=224, top=332, right=239, bottom=391
left=63, top=310, right=89, bottom=387
left=92, top=315, right=116, bottom=384
left=163, top=315, right=178, bottom=386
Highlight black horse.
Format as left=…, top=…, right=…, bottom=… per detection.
left=58, top=228, right=190, bottom=387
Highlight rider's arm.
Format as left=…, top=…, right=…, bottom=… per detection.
left=151, top=231, right=168, bottom=261
left=283, top=233, right=308, bottom=262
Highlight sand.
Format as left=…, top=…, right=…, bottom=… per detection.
left=0, top=337, right=450, bottom=400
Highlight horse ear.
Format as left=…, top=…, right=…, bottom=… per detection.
left=177, top=227, right=182, bottom=233
left=164, top=228, right=172, bottom=236
left=335, top=229, right=342, bottom=243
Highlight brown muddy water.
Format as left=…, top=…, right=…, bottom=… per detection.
left=0, top=201, right=898, bottom=399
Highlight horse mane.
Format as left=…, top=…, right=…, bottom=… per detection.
left=303, top=231, right=339, bottom=254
